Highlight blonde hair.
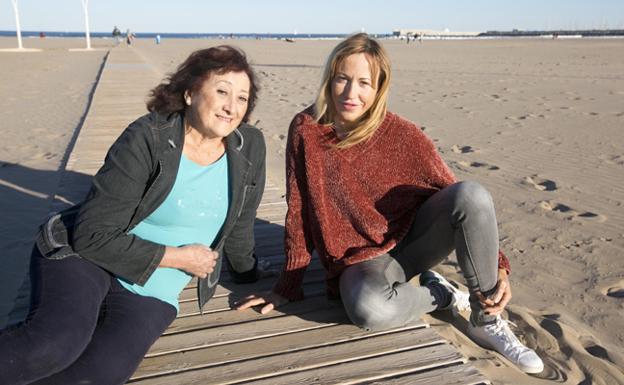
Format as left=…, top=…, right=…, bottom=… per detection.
left=314, top=33, right=391, bottom=149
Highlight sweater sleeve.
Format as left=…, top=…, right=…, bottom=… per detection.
left=273, top=115, right=315, bottom=300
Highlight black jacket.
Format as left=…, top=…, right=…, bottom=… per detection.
left=36, top=111, right=266, bottom=311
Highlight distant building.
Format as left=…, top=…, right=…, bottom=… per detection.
left=393, top=29, right=481, bottom=38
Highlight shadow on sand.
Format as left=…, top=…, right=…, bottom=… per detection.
left=0, top=162, right=92, bottom=328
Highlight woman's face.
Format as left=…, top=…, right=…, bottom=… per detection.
left=331, top=53, right=377, bottom=128
left=186, top=71, right=251, bottom=138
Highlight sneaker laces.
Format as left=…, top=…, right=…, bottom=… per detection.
left=486, top=319, right=528, bottom=357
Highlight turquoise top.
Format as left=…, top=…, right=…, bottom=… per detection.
left=118, top=153, right=229, bottom=312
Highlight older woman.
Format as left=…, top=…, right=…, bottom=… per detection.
left=0, top=45, right=266, bottom=384
left=237, top=34, right=543, bottom=374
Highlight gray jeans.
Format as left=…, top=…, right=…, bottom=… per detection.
left=339, top=181, right=499, bottom=331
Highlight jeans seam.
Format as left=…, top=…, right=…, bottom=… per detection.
left=459, top=222, right=485, bottom=293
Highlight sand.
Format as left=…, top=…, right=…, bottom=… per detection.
left=0, top=37, right=110, bottom=325
left=0, top=36, right=622, bottom=384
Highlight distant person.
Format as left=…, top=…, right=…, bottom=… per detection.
left=0, top=46, right=267, bottom=384
left=39, top=32, right=45, bottom=39
left=112, top=25, right=121, bottom=45
left=126, top=28, right=135, bottom=46
left=155, top=34, right=161, bottom=45
left=237, top=33, right=545, bottom=375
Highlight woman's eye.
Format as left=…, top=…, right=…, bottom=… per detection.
left=217, top=89, right=227, bottom=95
left=238, top=96, right=248, bottom=103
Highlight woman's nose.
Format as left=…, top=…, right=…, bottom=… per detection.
left=222, top=96, right=234, bottom=114
left=344, top=81, right=357, bottom=98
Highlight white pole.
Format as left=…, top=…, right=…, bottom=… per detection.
left=80, top=0, right=91, bottom=49
left=11, top=0, right=23, bottom=49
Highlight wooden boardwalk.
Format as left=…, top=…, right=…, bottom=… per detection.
left=55, top=46, right=490, bottom=385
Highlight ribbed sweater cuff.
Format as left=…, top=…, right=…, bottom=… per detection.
left=273, top=269, right=306, bottom=301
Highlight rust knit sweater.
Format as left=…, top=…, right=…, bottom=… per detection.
left=273, top=108, right=511, bottom=300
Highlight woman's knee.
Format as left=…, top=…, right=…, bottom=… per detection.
left=12, top=328, right=91, bottom=381
left=346, top=294, right=402, bottom=331
left=452, top=181, right=494, bottom=214
left=340, top=280, right=402, bottom=331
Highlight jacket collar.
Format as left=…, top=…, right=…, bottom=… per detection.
left=154, top=111, right=252, bottom=233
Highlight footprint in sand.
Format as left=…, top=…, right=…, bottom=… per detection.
left=579, top=336, right=615, bottom=363
left=538, top=200, right=606, bottom=222
left=453, top=160, right=500, bottom=172
left=601, top=280, right=624, bottom=298
left=271, top=134, right=286, bottom=141
left=523, top=175, right=558, bottom=191
left=450, top=144, right=476, bottom=154
left=460, top=161, right=500, bottom=171
left=599, top=154, right=624, bottom=166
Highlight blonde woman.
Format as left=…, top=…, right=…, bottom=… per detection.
left=238, top=33, right=543, bottom=374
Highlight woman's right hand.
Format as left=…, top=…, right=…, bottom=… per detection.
left=235, top=291, right=289, bottom=314
left=162, top=244, right=218, bottom=278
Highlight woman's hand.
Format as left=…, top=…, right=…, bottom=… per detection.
left=235, top=291, right=289, bottom=314
left=476, top=268, right=512, bottom=316
left=161, top=244, right=218, bottom=278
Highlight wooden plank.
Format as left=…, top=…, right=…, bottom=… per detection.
left=165, top=294, right=341, bottom=336
left=176, top=280, right=325, bottom=317
left=131, top=325, right=438, bottom=384
left=243, top=344, right=465, bottom=385
left=178, top=267, right=325, bottom=303
left=368, top=363, right=490, bottom=385
left=147, top=306, right=353, bottom=356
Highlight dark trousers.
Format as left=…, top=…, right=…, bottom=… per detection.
left=0, top=249, right=176, bottom=385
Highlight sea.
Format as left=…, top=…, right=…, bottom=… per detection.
left=0, top=31, right=385, bottom=40
left=1, top=30, right=622, bottom=40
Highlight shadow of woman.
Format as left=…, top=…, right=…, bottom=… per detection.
left=0, top=161, right=92, bottom=328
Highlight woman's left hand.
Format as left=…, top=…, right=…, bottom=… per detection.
left=476, top=268, right=512, bottom=316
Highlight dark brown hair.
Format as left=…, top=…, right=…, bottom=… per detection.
left=147, top=45, right=258, bottom=123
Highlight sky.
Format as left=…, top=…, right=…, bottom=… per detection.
left=1, top=0, right=623, bottom=34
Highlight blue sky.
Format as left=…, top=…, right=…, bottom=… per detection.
left=1, top=0, right=623, bottom=34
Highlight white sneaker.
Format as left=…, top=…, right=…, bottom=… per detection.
left=468, top=316, right=544, bottom=374
left=420, top=270, right=471, bottom=312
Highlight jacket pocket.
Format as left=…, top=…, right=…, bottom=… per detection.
left=36, top=207, right=81, bottom=260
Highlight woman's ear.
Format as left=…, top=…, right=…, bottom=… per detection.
left=184, top=90, right=191, bottom=106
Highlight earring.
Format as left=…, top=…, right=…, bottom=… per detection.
left=185, top=97, right=191, bottom=106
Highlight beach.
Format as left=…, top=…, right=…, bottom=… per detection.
left=0, top=36, right=622, bottom=384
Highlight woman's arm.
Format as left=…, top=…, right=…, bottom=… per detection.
left=271, top=115, right=316, bottom=301
left=72, top=118, right=166, bottom=285
left=236, top=114, right=315, bottom=313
